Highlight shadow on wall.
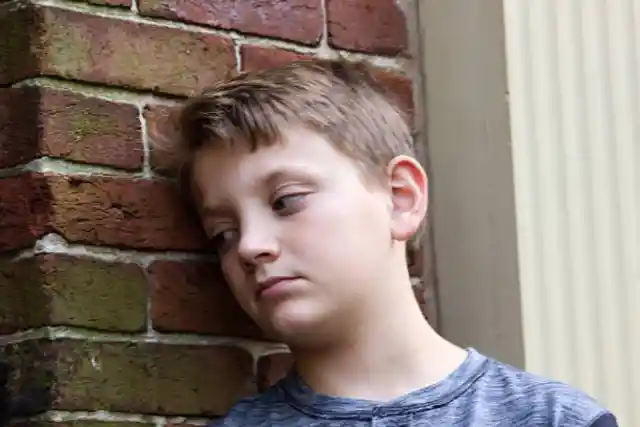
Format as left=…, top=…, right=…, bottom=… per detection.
left=0, top=360, right=39, bottom=427
left=1, top=2, right=57, bottom=423
left=1, top=360, right=7, bottom=427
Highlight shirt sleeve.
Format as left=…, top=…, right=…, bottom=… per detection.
left=588, top=412, right=619, bottom=427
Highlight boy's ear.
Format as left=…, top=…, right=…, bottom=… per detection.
left=387, top=155, right=428, bottom=242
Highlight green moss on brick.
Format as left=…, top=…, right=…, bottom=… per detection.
left=2, top=339, right=255, bottom=416
left=0, top=257, right=50, bottom=334
left=68, top=108, right=121, bottom=142
left=0, top=255, right=147, bottom=333
left=40, top=11, right=94, bottom=78
left=42, top=255, right=148, bottom=332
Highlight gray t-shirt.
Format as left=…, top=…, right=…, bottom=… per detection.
left=211, top=348, right=617, bottom=426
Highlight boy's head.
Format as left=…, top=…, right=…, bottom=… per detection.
left=159, top=59, right=428, bottom=344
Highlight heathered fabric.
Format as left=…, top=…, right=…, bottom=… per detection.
left=211, top=348, right=614, bottom=426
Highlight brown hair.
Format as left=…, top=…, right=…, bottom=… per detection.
left=153, top=58, right=415, bottom=185
left=153, top=58, right=423, bottom=249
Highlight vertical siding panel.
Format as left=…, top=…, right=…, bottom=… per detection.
left=504, top=1, right=640, bottom=425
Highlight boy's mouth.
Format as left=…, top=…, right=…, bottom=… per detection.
left=256, top=276, right=300, bottom=299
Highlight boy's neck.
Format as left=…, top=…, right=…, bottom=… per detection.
left=290, top=281, right=467, bottom=402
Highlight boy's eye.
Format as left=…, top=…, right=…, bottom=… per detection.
left=210, top=228, right=238, bottom=254
left=272, top=194, right=307, bottom=216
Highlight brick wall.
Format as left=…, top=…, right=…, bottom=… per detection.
left=0, top=0, right=436, bottom=425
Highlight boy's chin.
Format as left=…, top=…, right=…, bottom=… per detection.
left=259, top=303, right=334, bottom=347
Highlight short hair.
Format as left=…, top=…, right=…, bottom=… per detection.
left=154, top=58, right=415, bottom=185
left=152, top=58, right=423, bottom=250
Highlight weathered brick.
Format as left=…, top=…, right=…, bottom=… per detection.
left=138, top=0, right=323, bottom=46
left=256, top=352, right=293, bottom=392
left=1, top=339, right=255, bottom=416
left=0, top=87, right=143, bottom=170
left=0, top=87, right=40, bottom=168
left=0, top=339, right=57, bottom=416
left=0, top=173, right=207, bottom=252
left=326, top=0, right=408, bottom=55
left=407, top=242, right=423, bottom=277
left=373, top=70, right=414, bottom=116
left=0, top=4, right=38, bottom=85
left=143, top=103, right=180, bottom=175
left=35, top=6, right=236, bottom=96
left=413, top=279, right=438, bottom=328
left=48, top=175, right=206, bottom=250
left=240, top=45, right=312, bottom=72
left=39, top=88, right=143, bottom=170
left=240, top=45, right=413, bottom=115
left=0, top=173, right=51, bottom=252
left=149, top=260, right=263, bottom=339
left=0, top=254, right=147, bottom=333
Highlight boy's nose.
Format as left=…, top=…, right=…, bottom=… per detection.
left=237, top=226, right=280, bottom=267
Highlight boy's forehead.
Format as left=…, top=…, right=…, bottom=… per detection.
left=194, top=129, right=354, bottom=180
left=192, top=141, right=339, bottom=206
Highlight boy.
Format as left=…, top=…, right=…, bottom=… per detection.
left=158, top=59, right=617, bottom=426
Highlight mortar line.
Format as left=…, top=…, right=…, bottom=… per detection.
left=26, top=409, right=210, bottom=425
left=138, top=102, right=152, bottom=178
left=234, top=42, right=243, bottom=72
left=12, top=75, right=184, bottom=103
left=11, top=233, right=212, bottom=265
left=0, top=326, right=289, bottom=355
left=317, top=0, right=334, bottom=59
left=0, top=157, right=146, bottom=178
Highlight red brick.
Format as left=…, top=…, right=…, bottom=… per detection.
left=326, top=0, right=408, bottom=55
left=35, top=6, right=236, bottom=96
left=0, top=173, right=207, bottom=251
left=413, top=279, right=438, bottom=328
left=0, top=87, right=40, bottom=168
left=256, top=352, right=293, bottom=391
left=143, top=103, right=181, bottom=175
left=0, top=173, right=51, bottom=252
left=149, top=260, right=263, bottom=339
left=48, top=174, right=207, bottom=250
left=0, top=5, right=38, bottom=84
left=1, top=339, right=255, bottom=416
left=241, top=45, right=313, bottom=72
left=138, top=0, right=323, bottom=46
left=407, top=241, right=423, bottom=277
left=0, top=254, right=147, bottom=334
left=240, top=45, right=413, bottom=115
left=241, top=45, right=413, bottom=111
left=39, top=88, right=143, bottom=170
left=0, top=87, right=142, bottom=170
left=372, top=70, right=414, bottom=117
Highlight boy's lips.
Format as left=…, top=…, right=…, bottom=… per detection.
left=256, top=276, right=300, bottom=299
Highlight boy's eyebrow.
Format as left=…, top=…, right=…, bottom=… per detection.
left=200, top=166, right=319, bottom=218
left=261, top=167, right=318, bottom=188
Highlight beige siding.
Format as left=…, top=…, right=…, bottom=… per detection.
left=504, top=1, right=639, bottom=424
left=418, top=1, right=639, bottom=425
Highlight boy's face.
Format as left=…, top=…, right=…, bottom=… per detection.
left=191, top=127, right=426, bottom=343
